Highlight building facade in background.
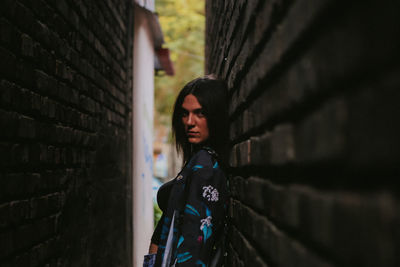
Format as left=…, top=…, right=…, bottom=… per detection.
left=132, top=0, right=158, bottom=266
left=206, top=1, right=400, bottom=266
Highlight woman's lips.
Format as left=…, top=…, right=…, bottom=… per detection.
left=187, top=132, right=199, bottom=136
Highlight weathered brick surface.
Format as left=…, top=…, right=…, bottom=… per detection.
left=0, top=0, right=133, bottom=266
left=229, top=225, right=268, bottom=267
left=207, top=0, right=400, bottom=266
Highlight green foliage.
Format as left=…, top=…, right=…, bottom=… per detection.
left=154, top=202, right=162, bottom=227
left=155, top=0, right=205, bottom=127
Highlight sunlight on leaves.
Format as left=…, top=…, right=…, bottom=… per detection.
left=155, top=0, right=205, bottom=129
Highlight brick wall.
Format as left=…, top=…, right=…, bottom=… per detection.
left=206, top=1, right=400, bottom=266
left=0, top=0, right=133, bottom=266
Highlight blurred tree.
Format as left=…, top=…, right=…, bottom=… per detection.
left=155, top=0, right=205, bottom=128
left=154, top=202, right=162, bottom=227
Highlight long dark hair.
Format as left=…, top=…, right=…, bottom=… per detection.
left=172, top=76, right=229, bottom=166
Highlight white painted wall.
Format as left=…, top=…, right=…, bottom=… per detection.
left=132, top=6, right=155, bottom=267
left=135, top=0, right=155, bottom=10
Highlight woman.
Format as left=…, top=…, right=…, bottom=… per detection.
left=144, top=76, right=229, bottom=267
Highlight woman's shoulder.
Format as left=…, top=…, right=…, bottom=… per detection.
left=189, top=147, right=217, bottom=169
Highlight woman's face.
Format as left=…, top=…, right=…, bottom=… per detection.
left=181, top=94, right=209, bottom=144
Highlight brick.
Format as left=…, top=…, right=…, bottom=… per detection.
left=35, top=70, right=53, bottom=95
left=12, top=86, right=29, bottom=114
left=70, top=89, right=79, bottom=105
left=0, top=109, right=18, bottom=138
left=10, top=200, right=31, bottom=225
left=56, top=125, right=71, bottom=144
left=0, top=18, right=20, bottom=52
left=231, top=200, right=334, bottom=267
left=0, top=46, right=16, bottom=79
left=57, top=82, right=73, bottom=104
left=71, top=129, right=81, bottom=145
left=13, top=216, right=57, bottom=251
left=39, top=48, right=56, bottom=77
left=226, top=242, right=245, bottom=267
left=273, top=185, right=301, bottom=230
left=237, top=140, right=250, bottom=167
left=30, top=237, right=60, bottom=267
left=230, top=225, right=268, bottom=267
left=13, top=252, right=30, bottom=267
left=0, top=80, right=14, bottom=107
left=41, top=170, right=67, bottom=192
left=294, top=98, right=347, bottom=163
left=48, top=98, right=56, bottom=119
left=0, top=173, right=42, bottom=201
left=11, top=144, right=29, bottom=164
left=329, top=192, right=399, bottom=266
left=46, top=145, right=55, bottom=164
left=28, top=143, right=40, bottom=164
left=0, top=203, right=10, bottom=228
left=30, top=193, right=62, bottom=219
left=72, top=73, right=88, bottom=93
left=14, top=2, right=36, bottom=33
left=55, top=60, right=66, bottom=81
left=270, top=124, right=295, bottom=165
left=229, top=145, right=238, bottom=167
left=229, top=113, right=242, bottom=141
left=18, top=116, right=36, bottom=139
left=31, top=91, right=42, bottom=115
left=53, top=12, right=69, bottom=38
left=0, top=231, right=14, bottom=259
left=0, top=0, right=17, bottom=18
left=230, top=176, right=245, bottom=200
left=21, top=33, right=34, bottom=58
left=244, top=177, right=269, bottom=214
left=34, top=20, right=52, bottom=48
left=249, top=132, right=271, bottom=166
left=16, top=60, right=36, bottom=88
left=346, top=72, right=400, bottom=166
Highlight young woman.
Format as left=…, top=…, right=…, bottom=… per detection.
left=144, top=76, right=229, bottom=267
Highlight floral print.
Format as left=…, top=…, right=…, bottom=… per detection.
left=202, top=185, right=219, bottom=202
left=185, top=204, right=200, bottom=216
left=200, top=216, right=212, bottom=230
left=196, top=260, right=207, bottom=267
left=200, top=216, right=213, bottom=243
left=192, top=164, right=203, bottom=171
left=176, top=252, right=192, bottom=263
left=177, top=236, right=184, bottom=248
left=151, top=148, right=228, bottom=266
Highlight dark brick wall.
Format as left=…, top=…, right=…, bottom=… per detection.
left=206, top=1, right=400, bottom=266
left=0, top=0, right=133, bottom=266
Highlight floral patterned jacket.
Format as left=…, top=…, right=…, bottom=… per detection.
left=151, top=147, right=228, bottom=266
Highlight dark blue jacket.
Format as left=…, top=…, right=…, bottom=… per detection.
left=152, top=148, right=228, bottom=266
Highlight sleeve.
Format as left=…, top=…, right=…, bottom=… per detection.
left=175, top=162, right=227, bottom=266
left=151, top=213, right=165, bottom=245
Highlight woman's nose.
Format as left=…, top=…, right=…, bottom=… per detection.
left=187, top=113, right=195, bottom=125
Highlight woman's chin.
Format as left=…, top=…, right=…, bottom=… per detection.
left=188, top=137, right=203, bottom=144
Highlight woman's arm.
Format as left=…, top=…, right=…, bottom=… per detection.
left=149, top=213, right=165, bottom=254
left=148, top=243, right=158, bottom=254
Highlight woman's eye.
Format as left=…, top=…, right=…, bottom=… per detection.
left=196, top=111, right=205, bottom=117
left=182, top=111, right=188, bottom=117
